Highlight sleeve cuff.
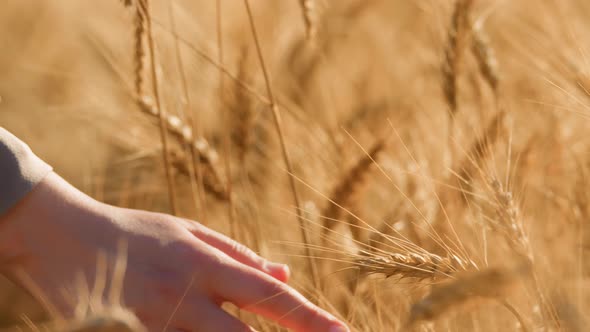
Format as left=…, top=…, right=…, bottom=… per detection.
left=0, top=127, right=52, bottom=216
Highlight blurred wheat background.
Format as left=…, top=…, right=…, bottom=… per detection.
left=1, top=0, right=590, bottom=331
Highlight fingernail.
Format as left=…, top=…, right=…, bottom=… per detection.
left=329, top=325, right=349, bottom=332
left=264, top=262, right=291, bottom=280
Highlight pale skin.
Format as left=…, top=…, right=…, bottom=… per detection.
left=0, top=172, right=349, bottom=332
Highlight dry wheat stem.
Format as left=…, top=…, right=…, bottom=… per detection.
left=137, top=0, right=178, bottom=214
left=216, top=0, right=237, bottom=238
left=242, top=0, right=320, bottom=291
left=149, top=17, right=271, bottom=106
left=166, top=0, right=207, bottom=221
left=499, top=300, right=530, bottom=332
left=149, top=16, right=316, bottom=134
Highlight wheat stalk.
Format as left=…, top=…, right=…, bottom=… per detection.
left=242, top=0, right=320, bottom=291
left=166, top=0, right=208, bottom=220
left=216, top=0, right=237, bottom=238
left=135, top=0, right=178, bottom=214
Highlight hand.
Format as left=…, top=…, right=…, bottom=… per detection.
left=0, top=172, right=349, bottom=332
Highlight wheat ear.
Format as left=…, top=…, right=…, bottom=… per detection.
left=136, top=0, right=178, bottom=214
left=230, top=47, right=255, bottom=163
left=355, top=251, right=475, bottom=280
left=408, top=264, right=529, bottom=325
left=138, top=97, right=228, bottom=201
left=488, top=178, right=531, bottom=261
left=442, top=0, right=474, bottom=116
left=322, top=139, right=386, bottom=242
left=166, top=0, right=208, bottom=220
left=298, top=0, right=317, bottom=40
left=471, top=20, right=499, bottom=99
left=455, top=110, right=506, bottom=191
left=118, top=0, right=143, bottom=98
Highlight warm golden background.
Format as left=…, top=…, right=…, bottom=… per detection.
left=1, top=0, right=589, bottom=331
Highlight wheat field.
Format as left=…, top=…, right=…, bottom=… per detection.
left=1, top=0, right=589, bottom=331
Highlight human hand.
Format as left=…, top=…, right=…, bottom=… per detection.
left=0, top=172, right=348, bottom=332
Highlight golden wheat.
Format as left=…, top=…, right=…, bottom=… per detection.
left=408, top=264, right=529, bottom=326
left=322, top=139, right=386, bottom=241
left=355, top=251, right=476, bottom=280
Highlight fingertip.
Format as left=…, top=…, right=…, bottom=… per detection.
left=329, top=323, right=350, bottom=332
left=263, top=262, right=290, bottom=282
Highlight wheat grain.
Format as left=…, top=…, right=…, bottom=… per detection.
left=355, top=251, right=475, bottom=280
left=166, top=0, right=207, bottom=220
left=135, top=0, right=178, bottom=214
left=132, top=3, right=145, bottom=99
left=488, top=178, right=531, bottom=261
left=138, top=96, right=228, bottom=201
left=455, top=110, right=506, bottom=189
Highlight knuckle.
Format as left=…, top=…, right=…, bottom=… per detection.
left=230, top=241, right=263, bottom=264
left=230, top=241, right=250, bottom=256
left=254, top=278, right=284, bottom=301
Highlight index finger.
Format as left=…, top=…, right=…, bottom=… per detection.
left=210, top=261, right=349, bottom=332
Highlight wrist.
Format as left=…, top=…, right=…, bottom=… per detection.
left=0, top=172, right=100, bottom=271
